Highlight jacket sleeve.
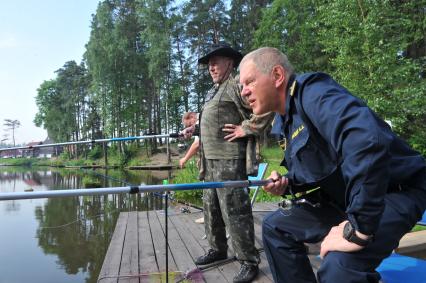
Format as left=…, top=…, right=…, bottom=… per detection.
left=241, top=112, right=275, bottom=136
left=301, top=73, right=392, bottom=235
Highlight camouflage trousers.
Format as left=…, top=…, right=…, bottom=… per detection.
left=203, top=159, right=259, bottom=264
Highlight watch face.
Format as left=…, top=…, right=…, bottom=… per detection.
left=343, top=221, right=353, bottom=239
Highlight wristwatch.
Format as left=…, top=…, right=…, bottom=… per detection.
left=343, top=221, right=373, bottom=246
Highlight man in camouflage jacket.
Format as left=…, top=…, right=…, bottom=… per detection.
left=194, top=42, right=273, bottom=283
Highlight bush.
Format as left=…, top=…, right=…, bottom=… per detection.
left=87, top=145, right=103, bottom=159
left=172, top=159, right=203, bottom=200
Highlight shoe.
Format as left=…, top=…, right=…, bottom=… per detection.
left=195, top=249, right=227, bottom=265
left=233, top=263, right=259, bottom=283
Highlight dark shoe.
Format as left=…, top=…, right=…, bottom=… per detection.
left=233, top=264, right=259, bottom=283
left=195, top=249, right=227, bottom=265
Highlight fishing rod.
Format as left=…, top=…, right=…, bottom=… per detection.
left=82, top=169, right=204, bottom=211
left=0, top=179, right=272, bottom=201
left=0, top=133, right=182, bottom=152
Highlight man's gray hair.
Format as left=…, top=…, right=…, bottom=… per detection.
left=241, top=47, right=294, bottom=75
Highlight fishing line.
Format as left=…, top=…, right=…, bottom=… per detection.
left=38, top=169, right=133, bottom=230
left=39, top=212, right=105, bottom=230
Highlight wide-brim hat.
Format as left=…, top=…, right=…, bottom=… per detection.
left=198, top=42, right=243, bottom=66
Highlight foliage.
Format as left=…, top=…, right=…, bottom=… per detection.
left=314, top=1, right=426, bottom=151
left=253, top=0, right=329, bottom=72
left=82, top=175, right=102, bottom=188
left=0, top=157, right=34, bottom=166
left=33, top=0, right=425, bottom=156
left=411, top=225, right=426, bottom=232
left=3, top=119, right=21, bottom=147
left=254, top=0, right=426, bottom=152
left=87, top=145, right=103, bottom=160
left=172, top=158, right=202, bottom=200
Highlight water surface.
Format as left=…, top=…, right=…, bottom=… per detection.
left=0, top=167, right=171, bottom=283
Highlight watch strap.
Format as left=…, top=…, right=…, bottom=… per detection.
left=344, top=221, right=373, bottom=247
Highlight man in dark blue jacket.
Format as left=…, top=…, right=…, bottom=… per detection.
left=238, top=47, right=426, bottom=283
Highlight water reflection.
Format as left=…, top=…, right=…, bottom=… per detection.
left=0, top=167, right=172, bottom=283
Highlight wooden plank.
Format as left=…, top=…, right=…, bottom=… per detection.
left=253, top=202, right=277, bottom=211
left=119, top=212, right=139, bottom=283
left=98, top=213, right=128, bottom=283
left=168, top=214, right=206, bottom=260
left=138, top=211, right=158, bottom=276
left=183, top=212, right=240, bottom=282
left=155, top=211, right=198, bottom=271
left=170, top=214, right=225, bottom=282
left=127, top=165, right=174, bottom=170
left=148, top=210, right=178, bottom=273
left=205, top=210, right=272, bottom=283
left=396, top=230, right=426, bottom=254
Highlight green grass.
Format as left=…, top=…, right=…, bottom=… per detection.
left=82, top=176, right=102, bottom=188
left=170, top=146, right=287, bottom=203
left=411, top=225, right=426, bottom=232
left=172, top=159, right=202, bottom=200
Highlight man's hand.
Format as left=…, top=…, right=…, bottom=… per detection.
left=320, top=221, right=365, bottom=258
left=180, top=125, right=195, bottom=139
left=223, top=124, right=246, bottom=142
left=263, top=171, right=288, bottom=196
left=179, top=157, right=187, bottom=168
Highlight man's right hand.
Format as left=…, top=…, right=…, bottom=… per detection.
left=179, top=158, right=187, bottom=168
left=263, top=171, right=288, bottom=196
left=180, top=125, right=195, bottom=139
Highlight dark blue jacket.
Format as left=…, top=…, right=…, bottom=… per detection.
left=279, top=72, right=425, bottom=235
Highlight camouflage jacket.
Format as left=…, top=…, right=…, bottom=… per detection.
left=199, top=74, right=274, bottom=179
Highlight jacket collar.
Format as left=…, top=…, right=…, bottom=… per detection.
left=284, top=74, right=296, bottom=124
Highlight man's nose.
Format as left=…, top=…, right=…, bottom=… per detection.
left=240, top=86, right=250, bottom=97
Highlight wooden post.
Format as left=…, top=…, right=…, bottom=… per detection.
left=103, top=142, right=108, bottom=168
left=166, top=137, right=171, bottom=164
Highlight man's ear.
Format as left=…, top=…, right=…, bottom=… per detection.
left=272, top=65, right=285, bottom=88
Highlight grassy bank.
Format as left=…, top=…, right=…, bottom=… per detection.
left=0, top=145, right=152, bottom=168
left=172, top=145, right=284, bottom=203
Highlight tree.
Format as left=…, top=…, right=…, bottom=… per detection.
left=228, top=0, right=272, bottom=54
left=253, top=0, right=328, bottom=72
left=3, top=119, right=21, bottom=147
left=314, top=0, right=426, bottom=153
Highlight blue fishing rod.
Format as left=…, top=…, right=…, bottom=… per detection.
left=0, top=179, right=272, bottom=201
left=0, top=133, right=182, bottom=152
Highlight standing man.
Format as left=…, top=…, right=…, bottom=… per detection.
left=195, top=42, right=273, bottom=283
left=238, top=47, right=426, bottom=283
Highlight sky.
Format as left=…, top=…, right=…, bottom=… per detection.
left=0, top=0, right=100, bottom=145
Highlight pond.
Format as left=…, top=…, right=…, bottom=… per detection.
left=0, top=166, right=173, bottom=283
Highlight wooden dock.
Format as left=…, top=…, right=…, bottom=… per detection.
left=98, top=202, right=297, bottom=282
left=127, top=165, right=175, bottom=170
left=97, top=202, right=423, bottom=283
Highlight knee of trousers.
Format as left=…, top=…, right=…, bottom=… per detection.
left=317, top=252, right=380, bottom=283
left=262, top=212, right=301, bottom=250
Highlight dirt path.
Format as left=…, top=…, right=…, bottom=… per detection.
left=145, top=145, right=182, bottom=166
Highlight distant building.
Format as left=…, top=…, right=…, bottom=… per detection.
left=23, top=141, right=43, bottom=158
left=22, top=137, right=62, bottom=158
left=38, top=137, right=62, bottom=158
left=0, top=149, right=22, bottom=159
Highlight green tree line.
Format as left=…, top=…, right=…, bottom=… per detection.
left=34, top=0, right=426, bottom=157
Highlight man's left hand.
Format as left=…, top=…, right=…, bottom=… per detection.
left=320, top=221, right=365, bottom=258
left=223, top=124, right=246, bottom=142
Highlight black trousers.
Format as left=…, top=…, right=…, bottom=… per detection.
left=262, top=183, right=426, bottom=283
